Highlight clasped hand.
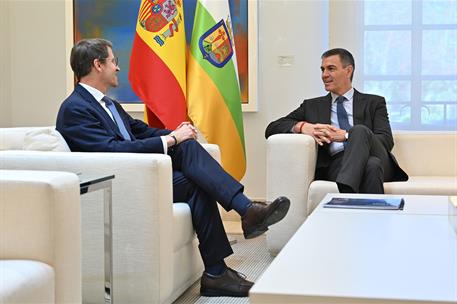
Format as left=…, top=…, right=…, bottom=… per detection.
left=301, top=123, right=346, bottom=146
left=172, top=121, right=197, bottom=144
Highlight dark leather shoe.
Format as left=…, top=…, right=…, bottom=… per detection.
left=242, top=196, right=290, bottom=239
left=200, top=267, right=254, bottom=297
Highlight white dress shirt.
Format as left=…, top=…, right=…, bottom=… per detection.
left=78, top=82, right=168, bottom=153
left=329, top=88, right=354, bottom=156
left=79, top=83, right=114, bottom=120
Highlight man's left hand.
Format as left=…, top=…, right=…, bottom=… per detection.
left=327, top=128, right=347, bottom=142
left=313, top=126, right=347, bottom=143
left=173, top=122, right=197, bottom=143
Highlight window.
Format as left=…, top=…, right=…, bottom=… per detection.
left=361, top=0, right=456, bottom=130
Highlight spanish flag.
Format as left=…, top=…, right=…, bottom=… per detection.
left=129, top=0, right=187, bottom=129
left=187, top=0, right=246, bottom=180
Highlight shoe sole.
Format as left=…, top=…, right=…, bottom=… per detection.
left=243, top=199, right=290, bottom=239
left=200, top=288, right=248, bottom=297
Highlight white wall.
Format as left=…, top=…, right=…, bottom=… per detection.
left=1, top=0, right=74, bottom=127
left=0, top=0, right=11, bottom=127
left=0, top=0, right=329, bottom=200
left=241, top=0, right=329, bottom=199
left=329, top=0, right=363, bottom=90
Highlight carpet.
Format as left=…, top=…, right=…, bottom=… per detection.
left=173, top=234, right=274, bottom=304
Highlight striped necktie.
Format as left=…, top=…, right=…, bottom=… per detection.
left=102, top=96, right=131, bottom=141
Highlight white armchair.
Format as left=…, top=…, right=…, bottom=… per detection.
left=0, top=127, right=221, bottom=304
left=0, top=170, right=81, bottom=304
left=266, top=133, right=457, bottom=255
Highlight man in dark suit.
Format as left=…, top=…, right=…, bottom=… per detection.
left=266, top=48, right=407, bottom=193
left=57, top=38, right=290, bottom=297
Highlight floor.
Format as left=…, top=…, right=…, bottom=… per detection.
left=173, top=231, right=274, bottom=304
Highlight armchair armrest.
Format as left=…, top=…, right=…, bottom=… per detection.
left=0, top=170, right=81, bottom=303
left=265, top=134, right=317, bottom=255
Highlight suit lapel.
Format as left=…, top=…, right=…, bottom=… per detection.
left=318, top=94, right=332, bottom=124
left=75, top=85, right=124, bottom=138
left=352, top=89, right=365, bottom=125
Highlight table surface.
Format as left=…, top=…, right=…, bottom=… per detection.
left=250, top=194, right=457, bottom=304
left=78, top=174, right=115, bottom=188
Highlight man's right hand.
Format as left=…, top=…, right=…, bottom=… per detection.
left=172, top=122, right=197, bottom=144
left=295, top=122, right=336, bottom=146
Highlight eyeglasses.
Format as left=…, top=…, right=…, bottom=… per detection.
left=100, top=56, right=119, bottom=66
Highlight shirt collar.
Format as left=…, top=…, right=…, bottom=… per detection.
left=79, top=82, right=105, bottom=103
left=331, top=87, right=354, bottom=103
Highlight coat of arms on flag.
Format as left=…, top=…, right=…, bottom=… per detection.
left=138, top=0, right=183, bottom=46
left=198, top=19, right=234, bottom=68
left=129, top=0, right=187, bottom=130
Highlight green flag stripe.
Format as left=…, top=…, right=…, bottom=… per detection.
left=190, top=1, right=245, bottom=144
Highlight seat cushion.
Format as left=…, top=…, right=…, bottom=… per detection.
left=173, top=203, right=197, bottom=251
left=0, top=260, right=54, bottom=304
left=385, top=176, right=457, bottom=195
left=22, top=128, right=70, bottom=152
left=308, top=181, right=339, bottom=214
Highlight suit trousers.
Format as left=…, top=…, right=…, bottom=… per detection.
left=169, top=139, right=243, bottom=267
left=325, top=125, right=395, bottom=193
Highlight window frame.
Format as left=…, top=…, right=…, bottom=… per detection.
left=360, top=0, right=457, bottom=131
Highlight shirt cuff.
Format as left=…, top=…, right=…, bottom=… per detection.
left=160, top=136, right=168, bottom=154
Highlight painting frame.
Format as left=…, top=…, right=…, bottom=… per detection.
left=242, top=0, right=258, bottom=112
left=74, top=0, right=258, bottom=113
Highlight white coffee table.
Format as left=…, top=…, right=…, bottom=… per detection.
left=250, top=194, right=457, bottom=304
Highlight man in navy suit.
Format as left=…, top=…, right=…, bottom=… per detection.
left=57, top=38, right=290, bottom=297
left=266, top=48, right=408, bottom=193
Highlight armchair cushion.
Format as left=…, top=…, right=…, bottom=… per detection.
left=173, top=203, right=195, bottom=251
left=0, top=260, right=54, bottom=304
left=1, top=126, right=69, bottom=151
left=22, top=128, right=70, bottom=152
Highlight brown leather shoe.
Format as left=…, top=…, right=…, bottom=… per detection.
left=200, top=267, right=254, bottom=297
left=242, top=196, right=290, bottom=239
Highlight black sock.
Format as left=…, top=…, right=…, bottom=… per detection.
left=205, top=260, right=226, bottom=276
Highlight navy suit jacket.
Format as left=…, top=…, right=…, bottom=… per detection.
left=265, top=90, right=408, bottom=181
left=56, top=84, right=170, bottom=153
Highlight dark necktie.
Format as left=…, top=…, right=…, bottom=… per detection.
left=102, top=96, right=131, bottom=141
left=336, top=96, right=351, bottom=131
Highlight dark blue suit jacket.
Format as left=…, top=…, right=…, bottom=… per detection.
left=56, top=84, right=170, bottom=153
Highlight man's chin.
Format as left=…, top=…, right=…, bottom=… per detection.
left=323, top=84, right=332, bottom=92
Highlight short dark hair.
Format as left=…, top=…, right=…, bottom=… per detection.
left=321, top=48, right=355, bottom=81
left=70, top=38, right=113, bottom=80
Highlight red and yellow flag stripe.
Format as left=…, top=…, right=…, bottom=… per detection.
left=129, top=0, right=187, bottom=129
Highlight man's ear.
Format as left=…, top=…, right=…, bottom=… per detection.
left=346, top=65, right=353, bottom=79
left=93, top=58, right=103, bottom=72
